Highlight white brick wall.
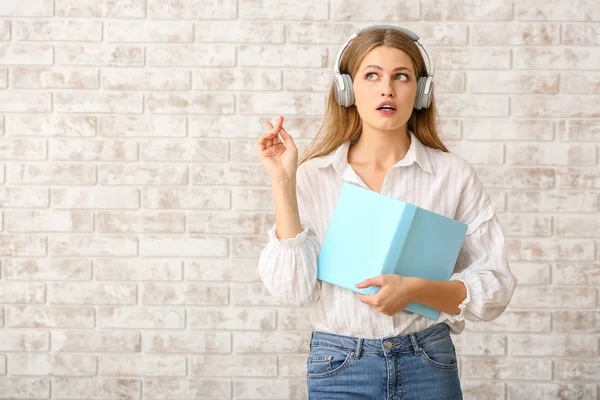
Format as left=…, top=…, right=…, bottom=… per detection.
left=0, top=0, right=599, bottom=399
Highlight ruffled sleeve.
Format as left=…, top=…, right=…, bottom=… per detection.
left=443, top=164, right=518, bottom=323
left=257, top=165, right=322, bottom=306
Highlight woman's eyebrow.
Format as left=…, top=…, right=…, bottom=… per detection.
left=362, top=64, right=412, bottom=73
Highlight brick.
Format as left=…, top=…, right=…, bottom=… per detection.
left=558, top=167, right=600, bottom=189
left=52, top=188, right=139, bottom=209
left=0, top=43, right=52, bottom=65
left=471, top=23, right=559, bottom=45
left=55, top=92, right=143, bottom=113
left=52, top=377, right=141, bottom=399
left=0, top=91, right=51, bottom=112
left=463, top=119, right=553, bottom=141
left=2, top=259, right=91, bottom=281
left=238, top=93, right=325, bottom=115
left=433, top=48, right=511, bottom=69
left=148, top=0, right=236, bottom=19
left=8, top=163, right=95, bottom=185
left=507, top=383, right=597, bottom=400
left=0, top=377, right=49, bottom=399
left=469, top=71, right=558, bottom=94
left=447, top=141, right=504, bottom=164
left=188, top=308, right=275, bottom=331
left=9, top=354, right=96, bottom=376
left=509, top=334, right=598, bottom=356
left=514, top=48, right=600, bottom=70
left=185, top=259, right=260, bottom=282
left=554, top=262, right=600, bottom=285
left=234, top=379, right=307, bottom=400
left=556, top=360, right=600, bottom=381
left=48, top=282, right=137, bottom=305
left=99, top=115, right=185, bottom=137
left=240, top=0, right=327, bottom=20
left=563, top=24, right=600, bottom=45
left=0, top=283, right=45, bottom=304
left=230, top=139, right=269, bottom=163
left=422, top=0, right=512, bottom=20
left=141, top=187, right=230, bottom=210
left=95, top=259, right=182, bottom=281
left=437, top=94, right=509, bottom=117
left=512, top=286, right=596, bottom=309
left=56, top=0, right=145, bottom=18
left=147, top=44, right=234, bottom=67
left=50, top=138, right=137, bottom=161
left=189, top=115, right=322, bottom=139
left=230, top=283, right=279, bottom=306
left=140, top=139, right=228, bottom=162
left=332, top=0, right=418, bottom=20
left=0, top=331, right=48, bottom=351
left=98, top=307, right=184, bottom=329
left=196, top=21, right=284, bottom=43
left=453, top=333, right=506, bottom=355
left=142, top=331, right=230, bottom=353
left=191, top=164, right=270, bottom=186
left=6, top=210, right=93, bottom=232
left=553, top=311, right=600, bottom=333
left=194, top=68, right=281, bottom=91
left=498, top=215, right=552, bottom=236
left=477, top=167, right=555, bottom=189
left=139, top=236, right=228, bottom=257
left=513, top=95, right=600, bottom=117
left=555, top=217, right=600, bottom=238
left=187, top=212, right=273, bottom=235
left=238, top=45, right=327, bottom=68
left=465, top=311, right=551, bottom=333
left=106, top=21, right=193, bottom=42
left=278, top=355, right=307, bottom=377
left=56, top=44, right=144, bottom=66
left=0, top=67, right=6, bottom=87
left=99, top=355, right=185, bottom=377
left=98, top=164, right=187, bottom=185
left=282, top=69, right=336, bottom=93
left=7, top=306, right=94, bottom=328
left=12, top=67, right=99, bottom=89
left=461, top=381, right=505, bottom=400
left=506, top=143, right=595, bottom=165
left=231, top=236, right=267, bottom=258
left=0, top=21, right=9, bottom=40
left=0, top=0, right=52, bottom=16
left=0, top=138, right=46, bottom=160
left=52, top=331, right=140, bottom=353
left=278, top=309, right=312, bottom=331
left=514, top=0, right=600, bottom=21
left=560, top=72, right=600, bottom=94
left=232, top=188, right=273, bottom=211
left=190, top=355, right=277, bottom=376
left=142, top=283, right=227, bottom=305
left=146, top=92, right=234, bottom=114
left=14, top=20, right=101, bottom=41
left=143, top=378, right=231, bottom=400
left=97, top=211, right=184, bottom=233
left=507, top=238, right=594, bottom=261
left=49, top=235, right=137, bottom=256
left=509, top=262, right=551, bottom=285
left=557, top=120, right=600, bottom=141
left=102, top=69, right=190, bottom=91
left=461, top=358, right=552, bottom=380
left=506, top=191, right=598, bottom=213
left=0, top=235, right=46, bottom=256
left=6, top=115, right=96, bottom=137
left=234, top=331, right=309, bottom=353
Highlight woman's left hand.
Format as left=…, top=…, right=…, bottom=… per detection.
left=356, top=275, right=423, bottom=316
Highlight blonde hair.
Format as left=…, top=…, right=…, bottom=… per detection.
left=299, top=27, right=449, bottom=166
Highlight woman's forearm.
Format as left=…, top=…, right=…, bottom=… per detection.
left=413, top=278, right=468, bottom=315
left=271, top=177, right=303, bottom=239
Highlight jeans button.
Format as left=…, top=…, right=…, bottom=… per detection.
left=385, top=342, right=393, bottom=349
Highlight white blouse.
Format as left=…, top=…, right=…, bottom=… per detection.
left=258, top=131, right=518, bottom=339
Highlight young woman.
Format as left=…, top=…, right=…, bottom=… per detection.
left=256, top=25, right=517, bottom=400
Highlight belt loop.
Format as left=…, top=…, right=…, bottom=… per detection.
left=354, top=338, right=363, bottom=359
left=409, top=333, right=421, bottom=355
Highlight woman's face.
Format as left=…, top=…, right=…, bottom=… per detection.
left=352, top=45, right=418, bottom=132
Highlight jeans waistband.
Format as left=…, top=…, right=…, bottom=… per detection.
left=310, top=323, right=451, bottom=356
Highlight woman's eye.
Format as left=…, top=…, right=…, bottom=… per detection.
left=366, top=72, right=377, bottom=80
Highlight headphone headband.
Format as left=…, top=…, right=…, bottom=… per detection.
left=333, top=25, right=435, bottom=80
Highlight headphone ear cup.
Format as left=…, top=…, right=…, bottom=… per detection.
left=415, top=76, right=433, bottom=110
left=334, top=74, right=355, bottom=107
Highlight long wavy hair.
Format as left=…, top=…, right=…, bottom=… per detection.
left=299, top=27, right=449, bottom=166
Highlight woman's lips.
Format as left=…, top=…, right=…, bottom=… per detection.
left=376, top=108, right=397, bottom=116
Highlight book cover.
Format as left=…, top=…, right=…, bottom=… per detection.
left=316, top=182, right=468, bottom=320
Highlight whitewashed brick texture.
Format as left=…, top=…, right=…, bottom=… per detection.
left=0, top=0, right=599, bottom=399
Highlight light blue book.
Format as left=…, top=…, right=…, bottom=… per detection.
left=316, top=182, right=468, bottom=320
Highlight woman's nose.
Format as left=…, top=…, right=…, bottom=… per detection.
left=380, top=77, right=395, bottom=97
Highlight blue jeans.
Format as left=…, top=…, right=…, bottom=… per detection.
left=307, top=323, right=463, bottom=400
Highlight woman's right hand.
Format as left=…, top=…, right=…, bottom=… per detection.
left=257, top=116, right=299, bottom=184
